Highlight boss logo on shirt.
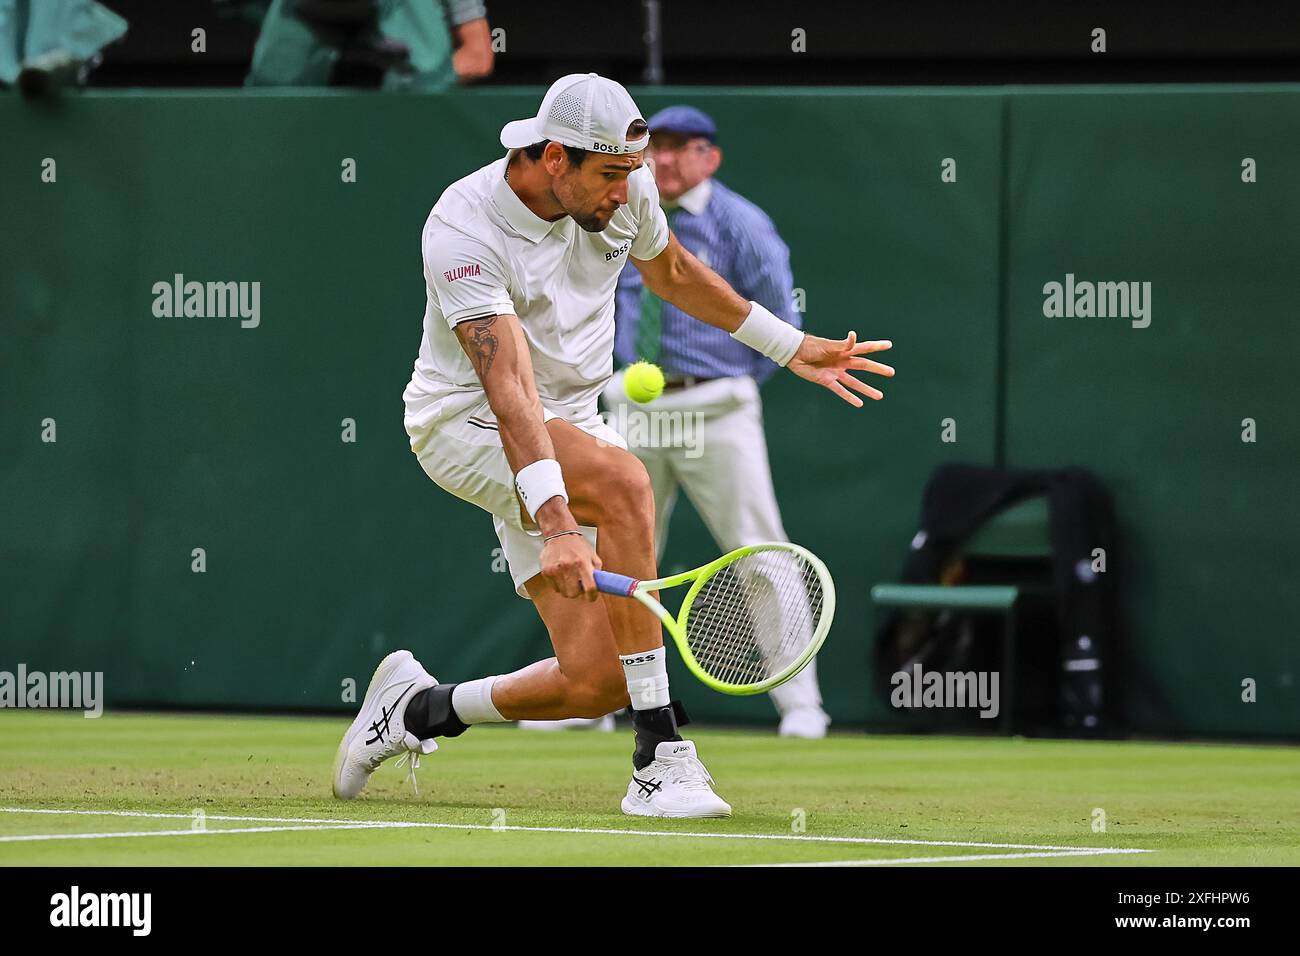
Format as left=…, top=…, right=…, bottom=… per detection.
left=605, top=240, right=631, bottom=263
left=443, top=264, right=482, bottom=283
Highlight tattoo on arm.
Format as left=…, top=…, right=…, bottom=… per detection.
left=463, top=315, right=500, bottom=378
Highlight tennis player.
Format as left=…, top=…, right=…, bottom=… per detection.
left=332, top=73, right=893, bottom=817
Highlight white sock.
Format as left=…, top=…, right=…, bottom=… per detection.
left=620, top=646, right=670, bottom=710
left=451, top=676, right=505, bottom=724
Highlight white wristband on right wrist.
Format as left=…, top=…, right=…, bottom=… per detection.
left=515, top=458, right=568, bottom=522
left=730, top=300, right=804, bottom=367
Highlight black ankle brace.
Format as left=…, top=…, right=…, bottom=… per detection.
left=630, top=700, right=691, bottom=770
left=403, top=683, right=469, bottom=740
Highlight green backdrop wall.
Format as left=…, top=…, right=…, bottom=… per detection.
left=2, top=86, right=1296, bottom=738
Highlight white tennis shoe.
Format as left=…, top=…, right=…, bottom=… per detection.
left=332, top=650, right=438, bottom=800
left=621, top=740, right=732, bottom=818
left=778, top=707, right=830, bottom=739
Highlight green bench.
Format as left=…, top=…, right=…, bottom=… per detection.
left=871, top=496, right=1052, bottom=731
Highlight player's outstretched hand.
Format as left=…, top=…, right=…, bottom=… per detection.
left=541, top=533, right=603, bottom=600
left=787, top=331, right=894, bottom=407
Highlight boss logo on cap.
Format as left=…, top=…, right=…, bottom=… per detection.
left=591, top=142, right=625, bottom=153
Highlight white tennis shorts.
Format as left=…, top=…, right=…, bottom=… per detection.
left=404, top=392, right=625, bottom=599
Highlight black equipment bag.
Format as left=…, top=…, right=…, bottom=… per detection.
left=873, top=462, right=1122, bottom=735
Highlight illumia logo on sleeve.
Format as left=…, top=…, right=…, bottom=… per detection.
left=1042, top=274, right=1151, bottom=328
left=152, top=274, right=261, bottom=328
left=50, top=887, right=151, bottom=936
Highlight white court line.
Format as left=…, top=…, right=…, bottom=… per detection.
left=2, top=808, right=412, bottom=826
left=1, top=824, right=408, bottom=843
left=0, top=807, right=1151, bottom=856
left=745, top=849, right=1148, bottom=866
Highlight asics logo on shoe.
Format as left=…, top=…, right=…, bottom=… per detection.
left=632, top=775, right=662, bottom=799
left=365, top=682, right=416, bottom=745
left=672, top=745, right=691, bottom=755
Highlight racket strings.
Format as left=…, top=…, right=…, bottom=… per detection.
left=692, top=567, right=818, bottom=685
left=683, top=548, right=825, bottom=688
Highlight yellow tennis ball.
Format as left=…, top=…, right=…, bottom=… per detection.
left=624, top=361, right=665, bottom=403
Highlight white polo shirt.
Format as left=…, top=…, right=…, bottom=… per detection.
left=405, top=154, right=670, bottom=426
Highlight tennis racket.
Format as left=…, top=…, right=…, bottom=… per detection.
left=594, top=542, right=835, bottom=695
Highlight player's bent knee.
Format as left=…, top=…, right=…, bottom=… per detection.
left=603, top=456, right=654, bottom=527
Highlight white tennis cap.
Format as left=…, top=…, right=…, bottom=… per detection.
left=500, top=73, right=649, bottom=155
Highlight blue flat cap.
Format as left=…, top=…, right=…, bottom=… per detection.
left=646, top=104, right=717, bottom=141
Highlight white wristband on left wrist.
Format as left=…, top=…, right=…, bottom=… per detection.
left=730, top=301, right=804, bottom=366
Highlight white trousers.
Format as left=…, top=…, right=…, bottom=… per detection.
left=602, top=371, right=827, bottom=719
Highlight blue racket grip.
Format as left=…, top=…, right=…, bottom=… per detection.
left=593, top=570, right=639, bottom=597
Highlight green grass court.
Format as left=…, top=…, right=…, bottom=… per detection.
left=1, top=711, right=1296, bottom=867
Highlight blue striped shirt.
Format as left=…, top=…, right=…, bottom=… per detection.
left=614, top=178, right=800, bottom=384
